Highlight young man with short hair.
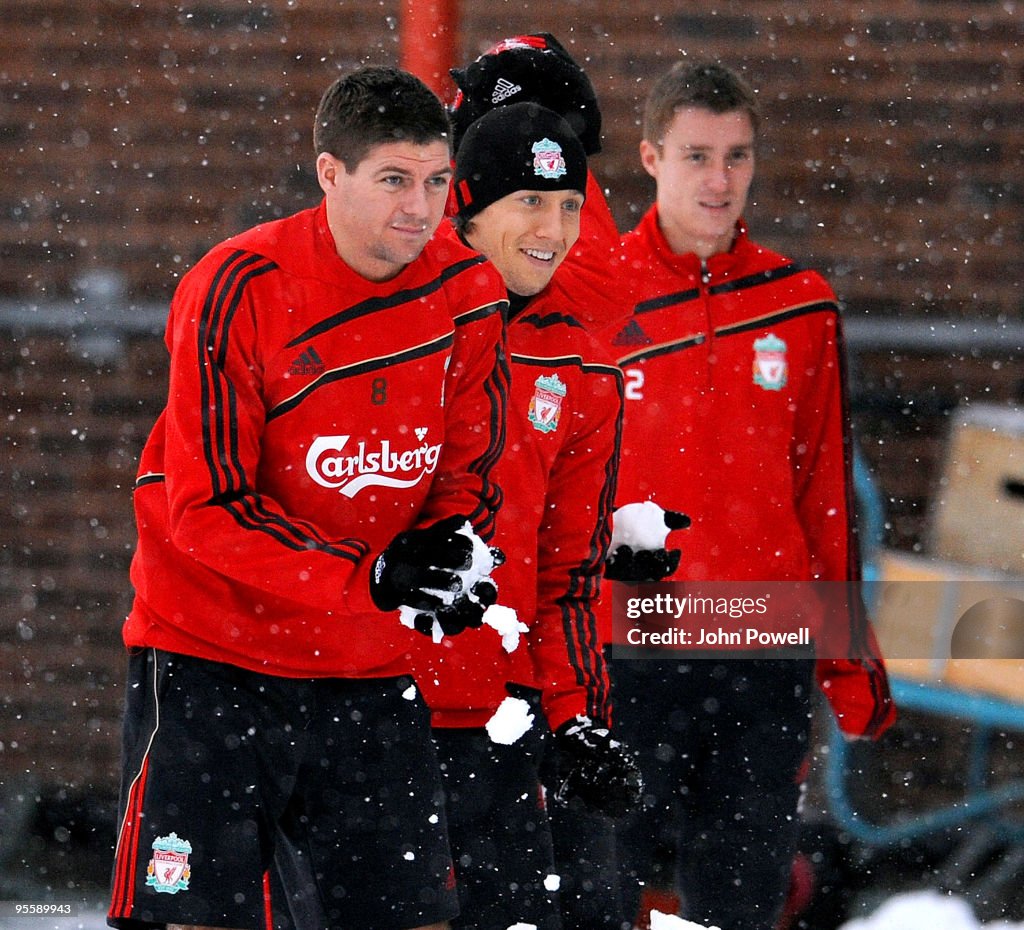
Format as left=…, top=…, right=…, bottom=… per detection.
left=414, top=101, right=638, bottom=930
left=106, top=66, right=508, bottom=930
left=603, top=61, right=895, bottom=930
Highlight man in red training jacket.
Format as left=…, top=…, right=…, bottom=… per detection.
left=448, top=32, right=630, bottom=335
left=447, top=37, right=645, bottom=929
left=108, top=67, right=508, bottom=930
left=601, top=61, right=896, bottom=930
left=414, top=101, right=640, bottom=930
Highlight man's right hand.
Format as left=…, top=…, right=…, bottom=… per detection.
left=605, top=545, right=682, bottom=583
left=604, top=502, right=691, bottom=583
left=370, top=514, right=476, bottom=613
left=406, top=585, right=497, bottom=639
left=549, top=716, right=644, bottom=818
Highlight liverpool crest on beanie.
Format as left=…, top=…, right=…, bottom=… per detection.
left=453, top=102, right=588, bottom=223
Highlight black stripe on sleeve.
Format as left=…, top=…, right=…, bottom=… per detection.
left=453, top=299, right=507, bottom=329
left=195, top=250, right=366, bottom=559
left=706, top=261, right=804, bottom=297
left=220, top=493, right=368, bottom=562
left=559, top=367, right=622, bottom=723
left=712, top=299, right=839, bottom=339
left=614, top=301, right=837, bottom=365
left=197, top=250, right=277, bottom=500
left=518, top=310, right=586, bottom=330
left=466, top=339, right=509, bottom=541
left=635, top=287, right=701, bottom=315
left=616, top=333, right=706, bottom=366
left=511, top=354, right=625, bottom=385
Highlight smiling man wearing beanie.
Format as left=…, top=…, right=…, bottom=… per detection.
left=410, top=101, right=640, bottom=930
left=447, top=33, right=631, bottom=335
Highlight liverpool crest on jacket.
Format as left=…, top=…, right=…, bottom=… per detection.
left=752, top=333, right=788, bottom=391
left=528, top=373, right=567, bottom=433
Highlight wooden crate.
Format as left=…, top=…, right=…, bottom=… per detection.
left=929, top=404, right=1024, bottom=574
left=872, top=550, right=1024, bottom=700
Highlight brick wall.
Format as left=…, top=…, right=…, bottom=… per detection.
left=2, top=333, right=165, bottom=790
left=4, top=1, right=1022, bottom=315
left=2, top=0, right=1023, bottom=804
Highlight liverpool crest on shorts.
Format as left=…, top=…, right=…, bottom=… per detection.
left=146, top=832, right=192, bottom=894
left=532, top=138, right=567, bottom=179
left=752, top=333, right=788, bottom=391
left=528, top=373, right=566, bottom=433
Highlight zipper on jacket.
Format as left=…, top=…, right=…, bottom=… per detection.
left=699, top=258, right=714, bottom=394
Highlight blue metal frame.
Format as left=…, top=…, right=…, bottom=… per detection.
left=825, top=676, right=1024, bottom=845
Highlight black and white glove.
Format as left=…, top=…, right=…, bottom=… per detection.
left=548, top=716, right=643, bottom=819
left=371, top=514, right=474, bottom=612
left=372, top=514, right=504, bottom=638
left=605, top=546, right=681, bottom=583
left=407, top=574, right=501, bottom=638
left=604, top=501, right=691, bottom=584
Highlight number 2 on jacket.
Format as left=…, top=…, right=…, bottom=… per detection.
left=624, top=368, right=644, bottom=401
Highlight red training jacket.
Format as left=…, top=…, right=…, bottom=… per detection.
left=545, top=170, right=633, bottom=335
left=415, top=236, right=623, bottom=730
left=600, top=207, right=894, bottom=738
left=124, top=202, right=508, bottom=679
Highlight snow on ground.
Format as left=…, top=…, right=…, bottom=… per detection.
left=5, top=890, right=1024, bottom=929
left=837, top=890, right=1024, bottom=930
left=650, top=908, right=721, bottom=929
left=648, top=891, right=1024, bottom=930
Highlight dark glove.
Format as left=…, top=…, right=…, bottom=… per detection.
left=408, top=573, right=501, bottom=638
left=449, top=32, right=603, bottom=155
left=605, top=545, right=680, bottom=583
left=660, top=509, right=692, bottom=532
left=370, top=514, right=475, bottom=612
left=548, top=716, right=643, bottom=818
left=604, top=507, right=691, bottom=583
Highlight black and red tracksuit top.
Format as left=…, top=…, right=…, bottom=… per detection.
left=415, top=244, right=623, bottom=730
left=600, top=207, right=894, bottom=737
left=124, top=201, right=508, bottom=679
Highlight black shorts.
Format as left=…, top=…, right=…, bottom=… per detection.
left=432, top=705, right=560, bottom=930
left=108, top=648, right=457, bottom=930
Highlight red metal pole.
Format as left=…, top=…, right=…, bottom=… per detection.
left=399, top=0, right=460, bottom=103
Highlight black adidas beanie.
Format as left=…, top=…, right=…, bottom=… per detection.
left=450, top=32, right=602, bottom=156
left=454, top=102, right=588, bottom=223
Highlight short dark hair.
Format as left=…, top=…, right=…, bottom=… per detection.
left=313, top=66, right=451, bottom=171
left=643, top=61, right=760, bottom=149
